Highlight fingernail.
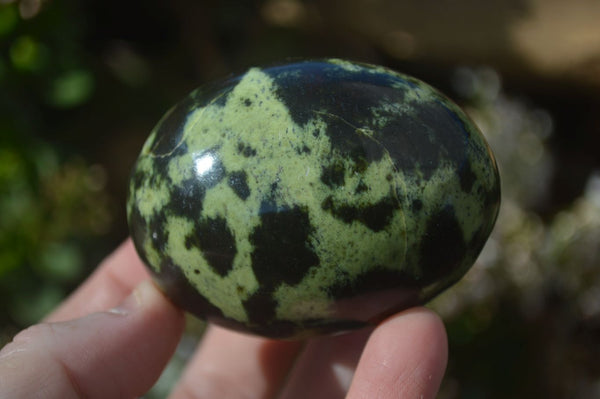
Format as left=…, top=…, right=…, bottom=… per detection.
left=108, top=280, right=153, bottom=315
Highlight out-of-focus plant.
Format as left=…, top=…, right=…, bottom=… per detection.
left=0, top=141, right=111, bottom=327
left=0, top=1, right=110, bottom=343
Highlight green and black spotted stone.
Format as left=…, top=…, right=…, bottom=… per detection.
left=127, top=59, right=501, bottom=339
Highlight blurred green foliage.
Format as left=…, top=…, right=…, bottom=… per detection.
left=1, top=1, right=600, bottom=398
left=0, top=0, right=109, bottom=334
left=0, top=140, right=109, bottom=325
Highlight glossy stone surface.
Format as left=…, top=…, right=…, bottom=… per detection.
left=127, top=59, right=500, bottom=339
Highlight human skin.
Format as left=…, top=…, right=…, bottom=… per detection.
left=0, top=239, right=448, bottom=399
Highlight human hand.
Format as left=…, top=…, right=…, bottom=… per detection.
left=0, top=240, right=448, bottom=398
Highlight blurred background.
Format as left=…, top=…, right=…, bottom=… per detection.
left=1, top=0, right=600, bottom=397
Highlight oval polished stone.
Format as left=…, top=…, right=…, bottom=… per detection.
left=127, top=59, right=501, bottom=339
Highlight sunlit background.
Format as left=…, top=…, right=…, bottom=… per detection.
left=1, top=0, right=600, bottom=397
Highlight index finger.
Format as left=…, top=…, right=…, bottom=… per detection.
left=46, top=239, right=151, bottom=322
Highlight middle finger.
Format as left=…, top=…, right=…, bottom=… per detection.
left=169, top=325, right=303, bottom=399
left=278, top=328, right=372, bottom=399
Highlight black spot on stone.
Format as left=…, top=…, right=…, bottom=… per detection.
left=320, top=161, right=345, bottom=188
left=149, top=102, right=192, bottom=156
left=459, top=161, right=476, bottom=192
left=150, top=255, right=228, bottom=321
left=243, top=147, right=256, bottom=157
left=349, top=150, right=369, bottom=174
left=242, top=295, right=371, bottom=338
left=321, top=195, right=399, bottom=232
left=149, top=143, right=188, bottom=187
left=418, top=205, right=467, bottom=284
left=378, top=100, right=469, bottom=181
left=148, top=212, right=169, bottom=253
left=173, top=141, right=190, bottom=157
left=267, top=180, right=280, bottom=202
left=250, top=204, right=319, bottom=288
left=321, top=113, right=386, bottom=166
left=167, top=177, right=207, bottom=219
left=297, top=144, right=311, bottom=155
left=321, top=196, right=334, bottom=210
left=467, top=224, right=488, bottom=258
left=327, top=267, right=415, bottom=299
left=243, top=318, right=299, bottom=339
left=266, top=61, right=404, bottom=128
left=127, top=206, right=150, bottom=266
left=361, top=197, right=399, bottom=232
left=132, top=168, right=145, bottom=191
left=259, top=199, right=279, bottom=216
left=148, top=166, right=167, bottom=188
left=189, top=75, right=239, bottom=108
left=411, top=199, right=423, bottom=212
left=484, top=170, right=501, bottom=214
left=185, top=216, right=237, bottom=277
left=470, top=174, right=501, bottom=255
left=355, top=180, right=369, bottom=194
left=242, top=291, right=278, bottom=325
left=237, top=142, right=257, bottom=157
left=228, top=170, right=251, bottom=200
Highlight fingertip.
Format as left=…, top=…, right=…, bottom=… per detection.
left=379, top=307, right=448, bottom=362
left=347, top=307, right=448, bottom=399
left=387, top=307, right=448, bottom=374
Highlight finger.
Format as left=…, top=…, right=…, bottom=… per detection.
left=0, top=281, right=185, bottom=399
left=46, top=239, right=150, bottom=322
left=278, top=327, right=372, bottom=399
left=346, top=307, right=448, bottom=399
left=169, top=325, right=302, bottom=399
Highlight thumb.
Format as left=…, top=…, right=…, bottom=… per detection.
left=0, top=280, right=184, bottom=399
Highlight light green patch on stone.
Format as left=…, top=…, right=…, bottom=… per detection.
left=164, top=217, right=197, bottom=274
left=143, top=238, right=163, bottom=273
left=327, top=58, right=368, bottom=73
left=166, top=153, right=195, bottom=186
left=274, top=283, right=331, bottom=321
left=328, top=58, right=396, bottom=79
left=136, top=180, right=172, bottom=219
left=369, top=101, right=415, bottom=129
